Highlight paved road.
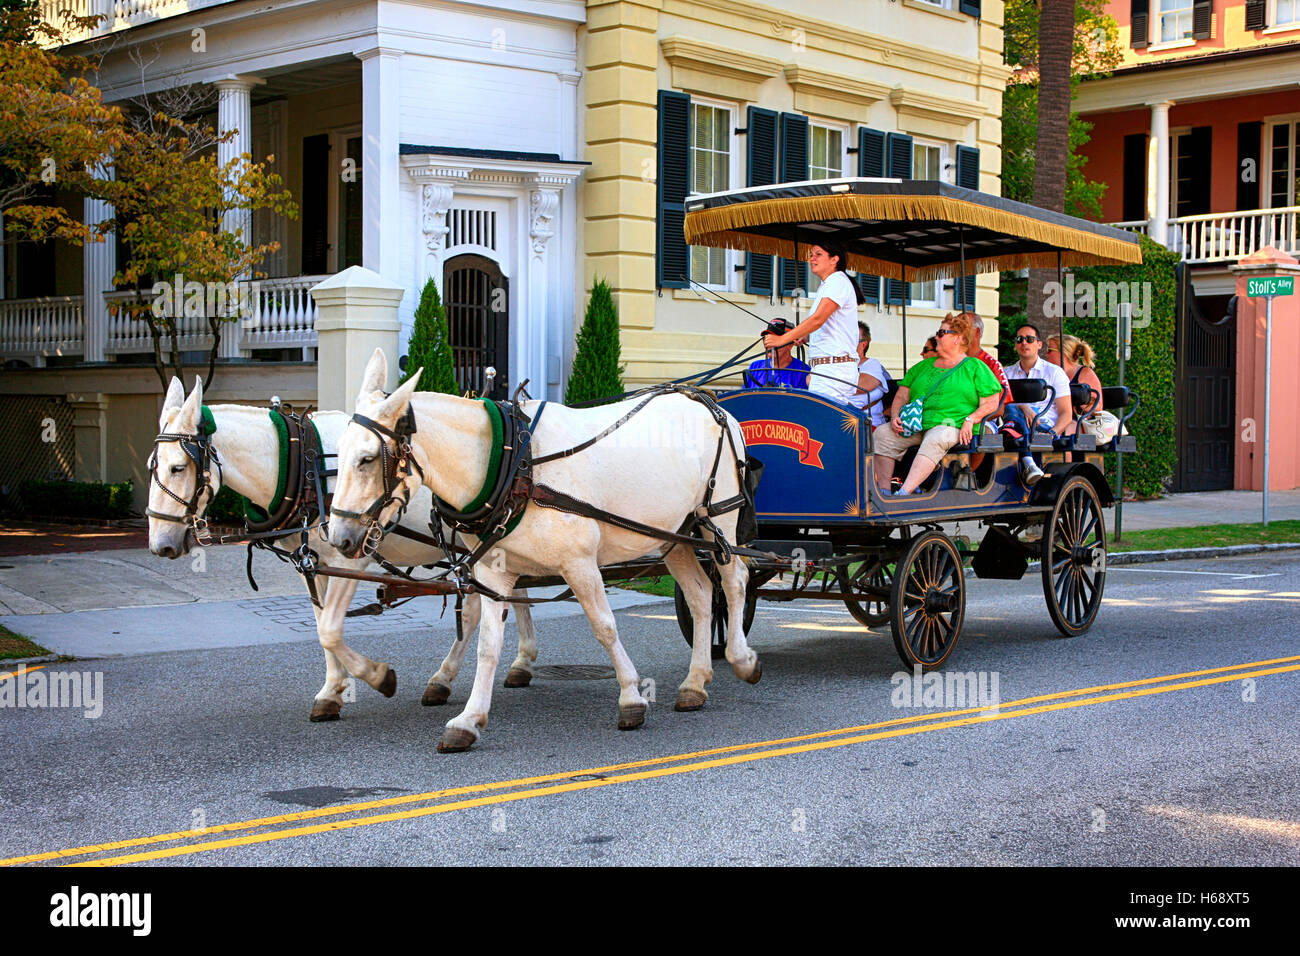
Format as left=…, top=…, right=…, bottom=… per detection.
left=2, top=551, right=1298, bottom=867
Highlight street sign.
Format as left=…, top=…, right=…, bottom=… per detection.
left=1246, top=275, right=1295, bottom=297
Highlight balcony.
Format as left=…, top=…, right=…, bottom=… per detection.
left=0, top=275, right=327, bottom=367
left=39, top=0, right=231, bottom=45
left=1109, top=207, right=1300, bottom=265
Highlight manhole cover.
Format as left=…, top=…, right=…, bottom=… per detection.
left=531, top=664, right=617, bottom=681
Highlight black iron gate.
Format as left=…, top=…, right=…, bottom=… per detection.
left=443, top=254, right=508, bottom=398
left=1174, top=265, right=1235, bottom=492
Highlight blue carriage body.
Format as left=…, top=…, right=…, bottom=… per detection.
left=716, top=388, right=1041, bottom=527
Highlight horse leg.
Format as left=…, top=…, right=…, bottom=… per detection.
left=422, top=592, right=483, bottom=706
left=719, top=554, right=761, bottom=683
left=503, top=592, right=538, bottom=688
left=563, top=560, right=647, bottom=730
left=439, top=569, right=517, bottom=752
left=663, top=546, right=715, bottom=712
left=308, top=555, right=397, bottom=722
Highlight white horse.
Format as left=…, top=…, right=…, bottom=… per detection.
left=327, top=349, right=761, bottom=753
left=146, top=376, right=539, bottom=720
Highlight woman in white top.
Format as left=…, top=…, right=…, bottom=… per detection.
left=761, top=241, right=865, bottom=404
left=848, top=320, right=891, bottom=427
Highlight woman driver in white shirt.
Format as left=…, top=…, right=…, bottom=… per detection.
left=761, top=241, right=865, bottom=404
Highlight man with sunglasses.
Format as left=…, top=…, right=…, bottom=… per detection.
left=1005, top=322, right=1073, bottom=454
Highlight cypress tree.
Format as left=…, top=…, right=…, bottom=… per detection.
left=564, top=278, right=624, bottom=405
left=400, top=278, right=459, bottom=394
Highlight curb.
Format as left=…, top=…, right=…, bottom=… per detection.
left=1106, top=542, right=1300, bottom=565
left=0, top=654, right=60, bottom=668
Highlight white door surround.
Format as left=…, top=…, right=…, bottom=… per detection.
left=401, top=150, right=584, bottom=400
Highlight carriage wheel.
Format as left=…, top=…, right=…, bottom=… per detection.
left=889, top=531, right=965, bottom=671
left=1041, top=475, right=1107, bottom=637
left=674, top=574, right=757, bottom=661
left=836, top=558, right=894, bottom=627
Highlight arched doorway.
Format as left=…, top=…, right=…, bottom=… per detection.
left=443, top=254, right=509, bottom=398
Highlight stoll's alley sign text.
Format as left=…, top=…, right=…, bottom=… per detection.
left=1246, top=276, right=1294, bottom=297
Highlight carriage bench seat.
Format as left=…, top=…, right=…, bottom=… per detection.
left=1101, top=385, right=1139, bottom=452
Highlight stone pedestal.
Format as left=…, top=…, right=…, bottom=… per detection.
left=67, top=392, right=109, bottom=483
left=311, top=267, right=405, bottom=413
left=1231, top=246, right=1300, bottom=491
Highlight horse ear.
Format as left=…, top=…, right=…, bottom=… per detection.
left=179, top=377, right=204, bottom=429
left=160, top=377, right=185, bottom=425
left=376, top=372, right=420, bottom=425
left=359, top=348, right=388, bottom=399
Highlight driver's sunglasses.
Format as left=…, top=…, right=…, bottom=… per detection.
left=1015, top=335, right=1039, bottom=344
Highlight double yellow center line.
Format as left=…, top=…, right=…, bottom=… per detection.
left=4, top=655, right=1296, bottom=867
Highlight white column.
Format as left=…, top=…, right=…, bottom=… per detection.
left=528, top=183, right=561, bottom=397
left=358, top=47, right=403, bottom=279
left=82, top=192, right=114, bottom=363
left=215, top=75, right=264, bottom=359
left=558, top=72, right=581, bottom=161
left=1148, top=100, right=1173, bottom=247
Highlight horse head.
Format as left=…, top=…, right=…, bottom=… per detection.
left=147, top=376, right=220, bottom=558
left=328, top=348, right=425, bottom=558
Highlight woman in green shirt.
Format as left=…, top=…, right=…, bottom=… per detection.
left=872, top=313, right=1002, bottom=496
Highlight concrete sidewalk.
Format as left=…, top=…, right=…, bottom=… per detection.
left=1111, top=489, right=1300, bottom=531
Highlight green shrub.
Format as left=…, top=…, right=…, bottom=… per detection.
left=16, top=479, right=135, bottom=519
left=400, top=277, right=459, bottom=394
left=206, top=485, right=246, bottom=524
left=565, top=278, right=624, bottom=405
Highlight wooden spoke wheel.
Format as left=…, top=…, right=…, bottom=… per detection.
left=837, top=557, right=895, bottom=627
left=674, top=574, right=757, bottom=661
left=1042, top=475, right=1107, bottom=637
left=889, top=531, right=965, bottom=671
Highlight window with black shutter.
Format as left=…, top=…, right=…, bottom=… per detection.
left=656, top=90, right=691, bottom=290
left=1131, top=0, right=1150, bottom=49
left=1123, top=133, right=1149, bottom=222
left=959, top=0, right=981, bottom=16
left=954, top=145, right=979, bottom=310
left=778, top=112, right=809, bottom=297
left=885, top=132, right=913, bottom=306
left=1244, top=0, right=1267, bottom=31
left=746, top=106, right=778, bottom=296
left=1192, top=0, right=1212, bottom=39
left=301, top=133, right=330, bottom=275
left=856, top=126, right=886, bottom=306
left=1237, top=121, right=1262, bottom=211
left=1175, top=126, right=1212, bottom=218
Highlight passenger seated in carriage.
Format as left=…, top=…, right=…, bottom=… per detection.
left=743, top=336, right=810, bottom=389
left=1006, top=322, right=1073, bottom=439
left=1044, top=333, right=1105, bottom=434
left=872, top=312, right=1002, bottom=496
left=920, top=336, right=938, bottom=360
left=848, top=320, right=891, bottom=426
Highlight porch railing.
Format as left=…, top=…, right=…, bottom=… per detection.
left=1108, top=207, right=1300, bottom=264
left=0, top=296, right=85, bottom=366
left=0, top=276, right=326, bottom=365
left=39, top=0, right=230, bottom=46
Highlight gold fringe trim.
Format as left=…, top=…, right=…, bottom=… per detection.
left=683, top=194, right=1142, bottom=282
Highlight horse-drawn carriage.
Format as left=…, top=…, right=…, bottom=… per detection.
left=147, top=177, right=1144, bottom=750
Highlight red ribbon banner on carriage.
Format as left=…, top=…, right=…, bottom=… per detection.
left=740, top=420, right=824, bottom=469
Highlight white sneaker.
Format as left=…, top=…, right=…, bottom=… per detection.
left=1021, top=459, right=1045, bottom=487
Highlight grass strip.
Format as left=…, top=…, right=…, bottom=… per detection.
left=1110, top=519, right=1300, bottom=553
left=0, top=624, right=50, bottom=661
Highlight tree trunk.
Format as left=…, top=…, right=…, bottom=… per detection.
left=1027, top=0, right=1076, bottom=331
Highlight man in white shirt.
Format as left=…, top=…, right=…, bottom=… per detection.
left=848, top=320, right=891, bottom=426
left=1004, top=322, right=1072, bottom=437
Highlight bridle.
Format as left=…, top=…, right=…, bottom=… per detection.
left=146, top=426, right=222, bottom=543
left=330, top=405, right=421, bottom=555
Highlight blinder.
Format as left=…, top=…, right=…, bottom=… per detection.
left=146, top=427, right=222, bottom=533
left=332, top=403, right=422, bottom=550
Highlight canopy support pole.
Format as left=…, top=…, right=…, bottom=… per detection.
left=958, top=225, right=967, bottom=313
left=1056, top=250, right=1064, bottom=369
left=901, top=262, right=908, bottom=375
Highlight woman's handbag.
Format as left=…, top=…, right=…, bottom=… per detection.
left=898, top=360, right=965, bottom=437
left=1079, top=408, right=1121, bottom=444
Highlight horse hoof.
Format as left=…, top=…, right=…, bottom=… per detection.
left=421, top=682, right=451, bottom=706
left=437, top=727, right=478, bottom=753
left=617, top=702, right=647, bottom=730
left=503, top=667, right=532, bottom=688
left=376, top=666, right=397, bottom=698
left=309, top=699, right=341, bottom=722
left=674, top=689, right=707, bottom=712
left=742, top=658, right=763, bottom=685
